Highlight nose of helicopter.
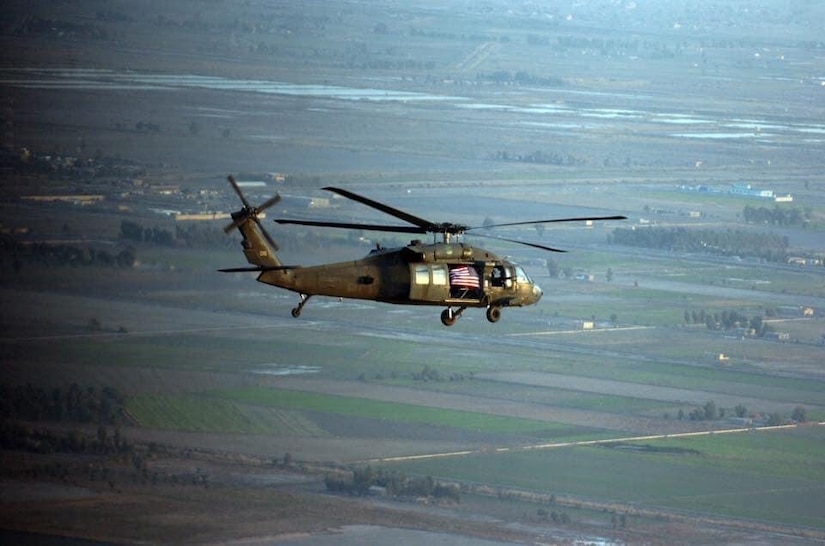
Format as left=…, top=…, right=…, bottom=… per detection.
left=533, top=283, right=543, bottom=303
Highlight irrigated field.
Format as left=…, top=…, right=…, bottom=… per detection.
left=393, top=426, right=825, bottom=529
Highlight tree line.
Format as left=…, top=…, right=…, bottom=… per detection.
left=608, top=226, right=789, bottom=262
left=742, top=205, right=813, bottom=227
left=325, top=466, right=460, bottom=503
left=683, top=308, right=775, bottom=336
left=2, top=239, right=135, bottom=271
left=0, top=420, right=130, bottom=457
left=494, top=148, right=585, bottom=166
left=477, top=70, right=564, bottom=87
left=120, top=220, right=175, bottom=246
left=1, top=421, right=211, bottom=491
left=678, top=400, right=806, bottom=425
left=0, top=382, right=127, bottom=425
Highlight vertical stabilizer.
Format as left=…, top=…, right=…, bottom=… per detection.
left=223, top=175, right=282, bottom=268
left=233, top=212, right=282, bottom=268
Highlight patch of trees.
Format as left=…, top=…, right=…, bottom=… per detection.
left=1, top=422, right=211, bottom=490
left=608, top=227, right=789, bottom=262
left=411, top=365, right=473, bottom=383
left=342, top=54, right=435, bottom=71
left=605, top=443, right=700, bottom=455
left=134, top=121, right=161, bottom=134
left=494, top=149, right=585, bottom=166
left=545, top=258, right=587, bottom=280
left=683, top=308, right=774, bottom=336
left=120, top=220, right=174, bottom=246
left=361, top=366, right=473, bottom=383
left=554, top=36, right=679, bottom=59
left=175, top=223, right=236, bottom=249
left=4, top=149, right=144, bottom=180
left=14, top=16, right=108, bottom=40
left=611, top=513, right=628, bottom=529
left=2, top=238, right=135, bottom=270
left=0, top=383, right=127, bottom=425
left=0, top=421, right=130, bottom=457
left=742, top=205, right=812, bottom=227
left=477, top=70, right=564, bottom=87
left=325, top=466, right=460, bottom=502
left=408, top=27, right=499, bottom=43
left=537, top=506, right=572, bottom=524
left=678, top=401, right=807, bottom=425
left=282, top=173, right=323, bottom=190
left=687, top=400, right=724, bottom=421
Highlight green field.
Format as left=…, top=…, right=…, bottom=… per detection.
left=393, top=426, right=825, bottom=528
left=215, top=388, right=599, bottom=439
left=127, top=393, right=327, bottom=436
left=125, top=387, right=615, bottom=443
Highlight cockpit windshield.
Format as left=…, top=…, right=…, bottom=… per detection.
left=515, top=266, right=532, bottom=284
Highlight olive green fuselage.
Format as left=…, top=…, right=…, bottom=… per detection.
left=257, top=241, right=542, bottom=309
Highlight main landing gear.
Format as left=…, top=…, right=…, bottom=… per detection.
left=486, top=306, right=502, bottom=323
left=440, top=306, right=466, bottom=327
left=291, top=294, right=312, bottom=317
left=440, top=305, right=502, bottom=326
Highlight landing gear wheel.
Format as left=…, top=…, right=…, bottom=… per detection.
left=486, top=306, right=502, bottom=323
left=441, top=308, right=457, bottom=327
left=291, top=294, right=311, bottom=318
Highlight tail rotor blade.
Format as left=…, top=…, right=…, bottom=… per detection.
left=258, top=193, right=281, bottom=213
left=227, top=175, right=252, bottom=210
left=224, top=219, right=241, bottom=234
left=224, top=175, right=281, bottom=251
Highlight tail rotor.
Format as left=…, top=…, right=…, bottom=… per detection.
left=224, top=175, right=281, bottom=251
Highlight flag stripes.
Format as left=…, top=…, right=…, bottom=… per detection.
left=449, top=265, right=480, bottom=289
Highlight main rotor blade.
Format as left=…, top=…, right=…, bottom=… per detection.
left=470, top=232, right=568, bottom=253
left=322, top=187, right=435, bottom=230
left=218, top=265, right=299, bottom=273
left=468, top=215, right=628, bottom=231
left=275, top=218, right=425, bottom=234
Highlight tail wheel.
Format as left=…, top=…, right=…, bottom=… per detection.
left=292, top=294, right=311, bottom=318
left=486, top=306, right=502, bottom=323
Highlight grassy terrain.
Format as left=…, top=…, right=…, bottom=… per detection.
left=128, top=393, right=327, bottom=436
left=214, top=387, right=599, bottom=439
left=393, top=426, right=825, bottom=528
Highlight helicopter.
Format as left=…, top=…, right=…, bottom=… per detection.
left=220, top=175, right=626, bottom=326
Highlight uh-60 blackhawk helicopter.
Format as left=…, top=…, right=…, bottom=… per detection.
left=220, top=175, right=626, bottom=326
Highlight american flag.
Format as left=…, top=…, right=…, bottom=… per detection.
left=450, top=265, right=480, bottom=289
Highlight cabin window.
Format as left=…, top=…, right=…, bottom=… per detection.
left=414, top=265, right=430, bottom=285
left=432, top=265, right=448, bottom=286
left=409, top=264, right=452, bottom=302
left=413, top=264, right=449, bottom=286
